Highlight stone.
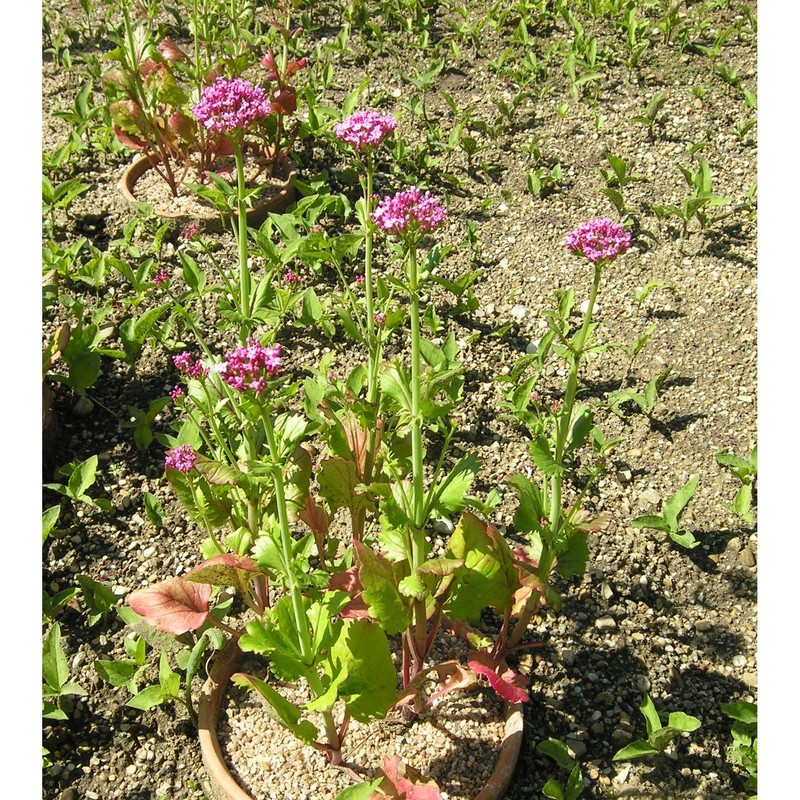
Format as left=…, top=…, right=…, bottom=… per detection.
left=739, top=547, right=756, bottom=567
left=695, top=619, right=714, bottom=632
left=510, top=304, right=528, bottom=320
left=73, top=396, right=94, bottom=417
left=566, top=738, right=587, bottom=759
left=595, top=615, right=617, bottom=631
left=433, top=517, right=454, bottom=536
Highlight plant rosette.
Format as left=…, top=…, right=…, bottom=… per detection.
left=119, top=143, right=297, bottom=232
left=198, top=637, right=524, bottom=800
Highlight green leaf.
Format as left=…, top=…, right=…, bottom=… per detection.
left=565, top=764, right=583, bottom=800
left=42, top=505, right=61, bottom=544
left=536, top=738, right=575, bottom=770
left=355, top=541, right=411, bottom=634
left=429, top=452, right=480, bottom=516
left=68, top=455, right=99, bottom=498
left=318, top=457, right=370, bottom=518
left=444, top=513, right=520, bottom=624
left=639, top=694, right=662, bottom=738
left=669, top=530, right=700, bottom=549
left=722, top=701, right=757, bottom=725
left=529, top=437, right=563, bottom=477
left=666, top=711, right=701, bottom=732
left=95, top=658, right=141, bottom=687
left=507, top=474, right=547, bottom=534
left=612, top=740, right=660, bottom=761
left=555, top=532, right=589, bottom=579
left=126, top=684, right=165, bottom=711
left=232, top=672, right=318, bottom=744
left=327, top=618, right=396, bottom=723
left=631, top=515, right=671, bottom=533
left=334, top=779, right=384, bottom=800
left=143, top=492, right=165, bottom=527
left=542, top=780, right=565, bottom=800
left=42, top=623, right=68, bottom=693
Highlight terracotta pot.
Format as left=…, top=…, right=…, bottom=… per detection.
left=119, top=147, right=297, bottom=233
left=198, top=639, right=524, bottom=800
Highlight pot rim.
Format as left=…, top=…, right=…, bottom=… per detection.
left=198, top=638, right=524, bottom=800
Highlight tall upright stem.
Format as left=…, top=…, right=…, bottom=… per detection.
left=363, top=162, right=378, bottom=405
left=233, top=136, right=250, bottom=343
left=407, top=245, right=425, bottom=537
left=508, top=262, right=604, bottom=650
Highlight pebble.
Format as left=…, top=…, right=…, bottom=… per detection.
left=732, top=654, right=747, bottom=668
left=743, top=671, right=757, bottom=688
left=433, top=518, right=455, bottom=535
left=510, top=304, right=528, bottom=320
left=739, top=547, right=756, bottom=567
left=695, top=619, right=714, bottom=632
left=595, top=615, right=617, bottom=631
left=566, top=739, right=587, bottom=759
left=525, top=339, right=540, bottom=354
left=73, top=396, right=94, bottom=416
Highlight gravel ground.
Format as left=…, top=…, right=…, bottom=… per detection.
left=40, top=1, right=758, bottom=798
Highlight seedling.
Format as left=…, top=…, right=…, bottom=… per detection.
left=608, top=365, right=672, bottom=420
left=597, top=151, right=643, bottom=219
left=527, top=163, right=562, bottom=197
left=715, top=446, right=757, bottom=525
left=631, top=92, right=667, bottom=140
left=123, top=397, right=172, bottom=450
left=44, top=455, right=113, bottom=513
left=613, top=693, right=701, bottom=760
left=722, top=701, right=757, bottom=797
left=537, top=739, right=584, bottom=800
left=632, top=475, right=700, bottom=549
left=43, top=623, right=87, bottom=720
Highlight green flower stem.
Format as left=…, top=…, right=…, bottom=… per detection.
left=407, top=244, right=425, bottom=538
left=233, top=136, right=251, bottom=343
left=507, top=262, right=604, bottom=651
left=196, top=240, right=238, bottom=305
left=362, top=160, right=378, bottom=405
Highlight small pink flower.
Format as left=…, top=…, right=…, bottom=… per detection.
left=172, top=352, right=207, bottom=379
left=169, top=386, right=184, bottom=402
left=192, top=77, right=272, bottom=135
left=565, top=218, right=631, bottom=265
left=373, top=312, right=387, bottom=325
left=284, top=270, right=301, bottom=285
left=355, top=274, right=365, bottom=284
left=218, top=340, right=282, bottom=394
left=372, top=187, right=447, bottom=237
left=310, top=224, right=323, bottom=234
left=334, top=110, right=397, bottom=152
left=550, top=401, right=561, bottom=413
left=165, top=444, right=197, bottom=473
left=530, top=392, right=541, bottom=403
left=153, top=268, right=169, bottom=284
left=183, top=222, right=201, bottom=241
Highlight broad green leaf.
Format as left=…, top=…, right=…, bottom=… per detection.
left=507, top=474, right=547, bottom=533
left=444, top=513, right=520, bottom=624
left=666, top=711, right=701, bottom=732
left=355, top=541, right=410, bottom=634
left=612, top=740, right=660, bottom=761
left=529, top=437, right=562, bottom=477
left=429, top=452, right=480, bottom=516
left=68, top=455, right=98, bottom=498
left=722, top=701, right=757, bottom=725
left=126, top=684, right=165, bottom=711
left=76, top=574, right=117, bottom=625
left=95, top=658, right=140, bottom=687
left=555, top=532, right=589, bottom=579
left=327, top=618, right=396, bottom=722
left=318, top=457, right=370, bottom=518
left=143, top=492, right=165, bottom=527
left=565, top=764, right=583, bottom=800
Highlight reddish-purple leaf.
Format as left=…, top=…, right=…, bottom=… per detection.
left=158, top=37, right=188, bottom=63
left=378, top=756, right=444, bottom=800
left=127, top=578, right=211, bottom=634
left=467, top=651, right=530, bottom=704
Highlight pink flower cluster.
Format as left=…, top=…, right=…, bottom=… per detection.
left=153, top=268, right=169, bottom=284
left=373, top=312, right=387, bottom=326
left=284, top=270, right=301, bottom=285
left=565, top=218, right=631, bottom=264
left=165, top=444, right=198, bottom=473
left=169, top=386, right=184, bottom=402
left=217, top=340, right=282, bottom=393
left=192, top=77, right=271, bottom=135
left=334, top=110, right=397, bottom=152
left=183, top=222, right=201, bottom=241
left=173, top=352, right=207, bottom=379
left=372, top=187, right=447, bottom=236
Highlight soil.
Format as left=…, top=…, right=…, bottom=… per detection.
left=41, top=1, right=757, bottom=799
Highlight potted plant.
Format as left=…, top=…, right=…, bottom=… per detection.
left=106, top=1, right=305, bottom=229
